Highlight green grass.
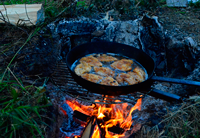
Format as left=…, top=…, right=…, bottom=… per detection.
left=0, top=12, right=52, bottom=137
left=0, top=71, right=51, bottom=138
left=176, top=11, right=186, bottom=14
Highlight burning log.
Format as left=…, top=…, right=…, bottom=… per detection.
left=73, top=110, right=90, bottom=122
left=81, top=119, right=92, bottom=138
left=107, top=124, right=124, bottom=134
left=73, top=110, right=90, bottom=126
left=63, top=96, right=143, bottom=138
left=73, top=110, right=126, bottom=136
left=81, top=117, right=102, bottom=138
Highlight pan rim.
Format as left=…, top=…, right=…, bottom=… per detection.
left=66, top=41, right=155, bottom=88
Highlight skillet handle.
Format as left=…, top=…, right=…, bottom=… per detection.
left=145, top=89, right=182, bottom=102
left=151, top=76, right=200, bottom=87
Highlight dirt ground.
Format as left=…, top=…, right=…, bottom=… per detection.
left=155, top=7, right=200, bottom=44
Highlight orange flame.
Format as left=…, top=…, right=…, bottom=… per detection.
left=65, top=96, right=142, bottom=138
left=92, top=124, right=101, bottom=138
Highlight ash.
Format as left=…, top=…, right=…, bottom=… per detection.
left=59, top=103, right=84, bottom=137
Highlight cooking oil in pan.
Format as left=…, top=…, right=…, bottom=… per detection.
left=71, top=53, right=148, bottom=86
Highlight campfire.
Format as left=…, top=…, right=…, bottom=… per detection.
left=47, top=16, right=200, bottom=138
left=60, top=96, right=143, bottom=138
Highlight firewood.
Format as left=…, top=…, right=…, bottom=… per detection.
left=74, top=110, right=124, bottom=136
left=81, top=117, right=102, bottom=138
left=73, top=110, right=90, bottom=122
left=81, top=119, right=92, bottom=138
left=108, top=124, right=124, bottom=134
left=0, top=4, right=45, bottom=26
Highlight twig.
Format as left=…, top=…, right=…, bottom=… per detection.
left=0, top=11, right=6, bottom=23
left=16, top=18, right=30, bottom=26
left=3, top=4, right=10, bottom=23
left=7, top=67, right=24, bottom=89
left=55, top=1, right=77, bottom=18
left=0, top=16, right=29, bottom=36
left=25, top=3, right=34, bottom=26
left=134, top=1, right=141, bottom=8
left=0, top=5, right=29, bottom=35
left=0, top=28, right=40, bottom=82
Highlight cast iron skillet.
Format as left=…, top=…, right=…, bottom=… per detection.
left=66, top=41, right=200, bottom=100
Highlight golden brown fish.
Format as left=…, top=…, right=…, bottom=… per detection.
left=100, top=77, right=118, bottom=86
left=80, top=55, right=102, bottom=67
left=116, top=73, right=138, bottom=85
left=75, top=62, right=92, bottom=76
left=97, top=54, right=118, bottom=62
left=110, top=59, right=133, bottom=71
left=128, top=67, right=146, bottom=82
left=94, top=67, right=115, bottom=77
left=81, top=73, right=103, bottom=83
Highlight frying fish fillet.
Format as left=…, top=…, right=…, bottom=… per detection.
left=75, top=62, right=92, bottom=76
left=81, top=73, right=103, bottom=83
left=110, top=59, right=133, bottom=71
left=128, top=67, right=146, bottom=82
left=94, top=67, right=115, bottom=77
left=80, top=55, right=102, bottom=67
left=100, top=77, right=119, bottom=86
left=97, top=54, right=118, bottom=62
left=116, top=73, right=138, bottom=85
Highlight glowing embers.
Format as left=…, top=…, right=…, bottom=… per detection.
left=62, top=96, right=142, bottom=138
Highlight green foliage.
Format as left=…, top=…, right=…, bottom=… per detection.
left=77, top=1, right=87, bottom=7
left=189, top=0, right=200, bottom=8
left=0, top=74, right=51, bottom=138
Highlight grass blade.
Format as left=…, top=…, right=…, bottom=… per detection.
left=10, top=87, right=18, bottom=102
left=6, top=112, right=33, bottom=126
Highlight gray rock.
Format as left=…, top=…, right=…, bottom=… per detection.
left=139, top=15, right=167, bottom=75
left=167, top=37, right=184, bottom=49
left=119, top=20, right=139, bottom=34
left=91, top=30, right=105, bottom=37
left=104, top=21, right=120, bottom=41
left=139, top=15, right=165, bottom=51
left=187, top=62, right=200, bottom=81
left=115, top=30, right=139, bottom=49
left=184, top=37, right=200, bottom=57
